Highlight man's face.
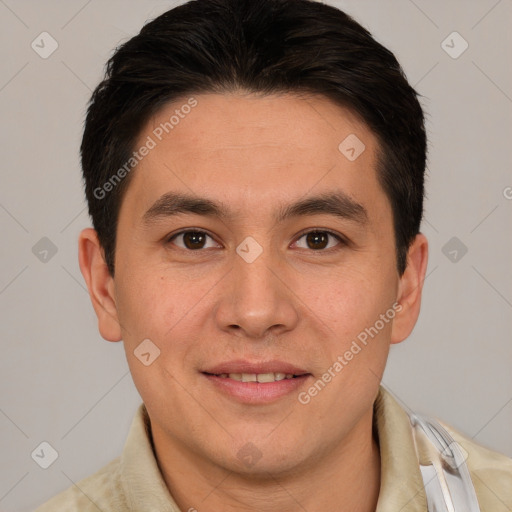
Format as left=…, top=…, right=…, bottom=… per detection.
left=108, top=93, right=406, bottom=475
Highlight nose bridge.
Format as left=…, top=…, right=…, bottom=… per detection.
left=234, top=240, right=281, bottom=313
left=215, top=238, right=299, bottom=338
left=235, top=244, right=276, bottom=304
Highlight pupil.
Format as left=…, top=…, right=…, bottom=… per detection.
left=307, top=232, right=328, bottom=250
left=184, top=231, right=205, bottom=249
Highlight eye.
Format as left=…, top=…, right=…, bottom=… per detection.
left=293, top=230, right=345, bottom=251
left=166, top=229, right=345, bottom=252
left=167, top=230, right=220, bottom=250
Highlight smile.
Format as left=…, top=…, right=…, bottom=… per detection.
left=202, top=371, right=311, bottom=404
left=207, top=372, right=300, bottom=382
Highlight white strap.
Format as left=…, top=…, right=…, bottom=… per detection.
left=409, top=412, right=481, bottom=512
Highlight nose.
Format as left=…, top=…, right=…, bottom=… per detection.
left=213, top=245, right=300, bottom=340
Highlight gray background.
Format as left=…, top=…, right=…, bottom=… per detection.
left=1, top=0, right=511, bottom=510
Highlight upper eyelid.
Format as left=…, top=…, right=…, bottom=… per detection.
left=167, top=228, right=218, bottom=243
left=294, top=227, right=343, bottom=240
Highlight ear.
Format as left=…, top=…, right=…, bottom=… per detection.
left=78, top=228, right=122, bottom=342
left=390, top=233, right=429, bottom=344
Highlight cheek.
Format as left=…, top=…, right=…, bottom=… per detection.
left=113, top=267, right=171, bottom=347
left=117, top=271, right=203, bottom=412
left=304, top=265, right=396, bottom=337
left=114, top=266, right=212, bottom=354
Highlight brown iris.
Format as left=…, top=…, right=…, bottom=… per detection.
left=305, top=231, right=329, bottom=250
left=182, top=231, right=207, bottom=249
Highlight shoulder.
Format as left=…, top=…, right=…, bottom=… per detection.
left=34, top=456, right=126, bottom=512
left=442, top=421, right=512, bottom=511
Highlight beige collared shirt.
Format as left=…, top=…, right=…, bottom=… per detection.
left=35, top=386, right=512, bottom=511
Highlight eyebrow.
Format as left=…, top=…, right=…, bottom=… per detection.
left=141, top=190, right=368, bottom=227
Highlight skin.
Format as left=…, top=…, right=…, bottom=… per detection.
left=79, top=92, right=428, bottom=512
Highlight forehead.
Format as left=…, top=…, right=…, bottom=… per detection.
left=121, top=92, right=388, bottom=225
left=144, top=92, right=373, bottom=158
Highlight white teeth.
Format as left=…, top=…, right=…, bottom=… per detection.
left=256, top=372, right=275, bottom=383
left=219, top=372, right=297, bottom=382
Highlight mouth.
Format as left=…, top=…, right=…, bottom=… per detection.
left=201, top=361, right=312, bottom=404
left=203, top=372, right=305, bottom=382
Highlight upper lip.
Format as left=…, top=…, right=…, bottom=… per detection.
left=203, top=360, right=309, bottom=375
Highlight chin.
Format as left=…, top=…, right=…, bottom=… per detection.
left=209, top=433, right=313, bottom=478
left=226, top=454, right=306, bottom=480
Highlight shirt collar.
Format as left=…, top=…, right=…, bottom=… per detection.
left=120, top=403, right=182, bottom=511
left=374, top=385, right=427, bottom=512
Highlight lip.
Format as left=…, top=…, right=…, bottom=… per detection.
left=201, top=359, right=312, bottom=404
left=203, top=373, right=311, bottom=404
left=203, top=359, right=309, bottom=375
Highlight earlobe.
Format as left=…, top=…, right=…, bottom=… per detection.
left=390, top=233, right=429, bottom=344
left=78, top=228, right=122, bottom=342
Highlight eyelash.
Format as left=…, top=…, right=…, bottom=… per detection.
left=165, top=228, right=347, bottom=253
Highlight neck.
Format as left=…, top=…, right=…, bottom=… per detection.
left=152, top=407, right=381, bottom=512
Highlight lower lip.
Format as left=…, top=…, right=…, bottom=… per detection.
left=202, top=373, right=311, bottom=404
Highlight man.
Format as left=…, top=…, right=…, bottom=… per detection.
left=36, top=0, right=512, bottom=510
